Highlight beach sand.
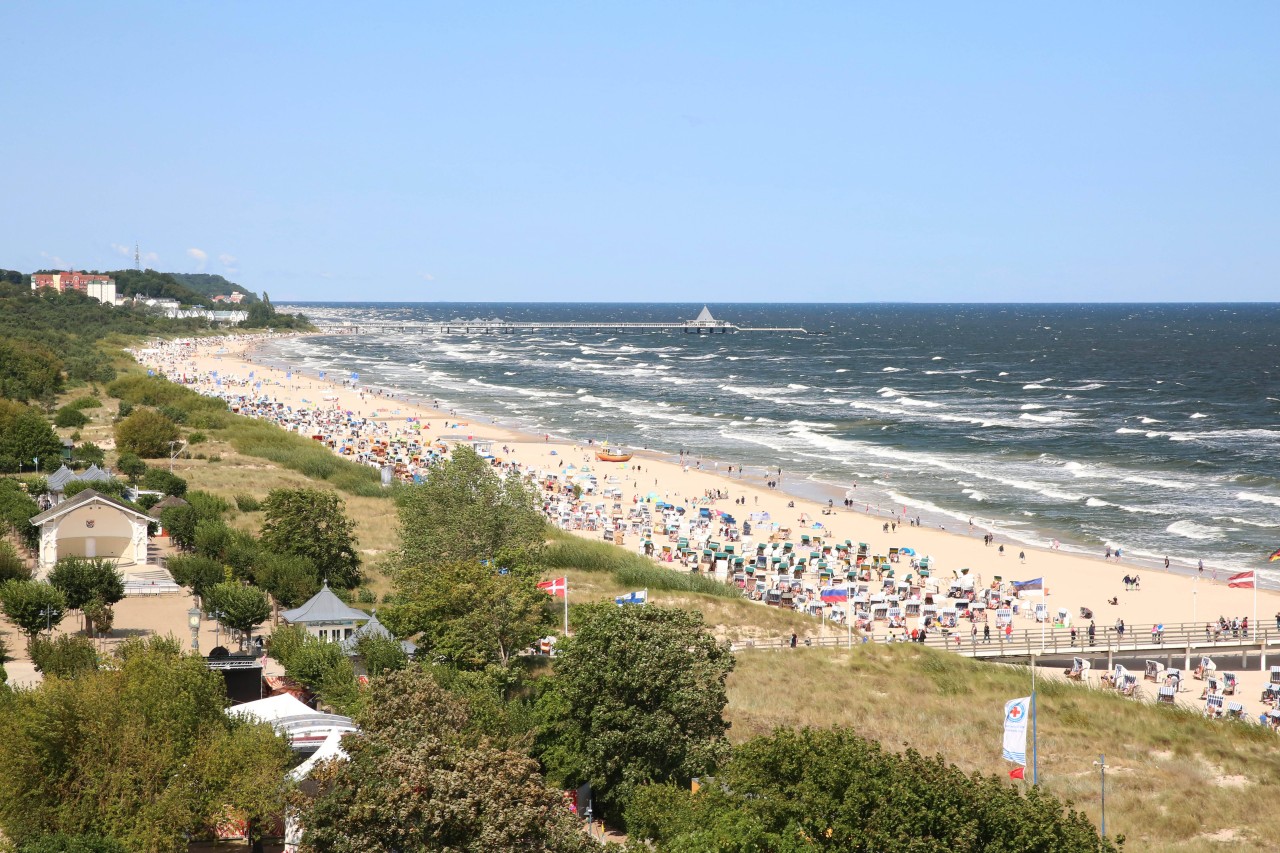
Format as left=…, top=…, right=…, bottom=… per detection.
left=125, top=333, right=1280, bottom=720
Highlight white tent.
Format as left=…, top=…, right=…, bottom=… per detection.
left=288, top=729, right=349, bottom=781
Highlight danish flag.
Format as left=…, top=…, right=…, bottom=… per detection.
left=537, top=577, right=567, bottom=598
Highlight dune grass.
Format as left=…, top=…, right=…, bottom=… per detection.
left=544, top=531, right=739, bottom=598
left=726, top=643, right=1280, bottom=851
left=215, top=418, right=386, bottom=497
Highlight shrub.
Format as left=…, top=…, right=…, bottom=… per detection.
left=30, top=633, right=99, bottom=678
left=187, top=431, right=207, bottom=445
left=0, top=540, right=32, bottom=582
left=75, top=442, right=105, bottom=466
left=54, top=406, right=89, bottom=428
left=234, top=493, right=261, bottom=512
left=358, top=587, right=376, bottom=604
left=116, top=451, right=147, bottom=482
left=67, top=396, right=103, bottom=411
left=116, top=400, right=134, bottom=419
left=114, top=409, right=180, bottom=458
left=141, top=467, right=187, bottom=497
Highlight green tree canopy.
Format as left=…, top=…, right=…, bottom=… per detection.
left=0, top=580, right=66, bottom=648
left=295, top=667, right=595, bottom=852
left=204, top=582, right=271, bottom=648
left=30, top=634, right=99, bottom=679
left=113, top=408, right=179, bottom=458
left=536, top=604, right=735, bottom=823
left=0, top=636, right=291, bottom=850
left=395, top=445, right=546, bottom=571
left=0, top=479, right=41, bottom=549
left=260, top=487, right=361, bottom=588
left=624, top=727, right=1119, bottom=853
left=47, top=557, right=124, bottom=636
left=166, top=554, right=225, bottom=603
left=0, top=338, right=63, bottom=403
left=386, top=559, right=549, bottom=670
left=255, top=550, right=320, bottom=610
left=0, top=401, right=63, bottom=474
left=0, top=540, right=33, bottom=583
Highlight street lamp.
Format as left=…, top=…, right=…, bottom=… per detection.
left=1093, top=754, right=1107, bottom=838
left=187, top=606, right=201, bottom=653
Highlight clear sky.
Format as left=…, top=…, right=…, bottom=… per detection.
left=2, top=3, right=1277, bottom=302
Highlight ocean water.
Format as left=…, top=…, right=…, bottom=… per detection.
left=267, top=303, right=1280, bottom=575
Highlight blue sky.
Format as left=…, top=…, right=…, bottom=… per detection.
left=2, top=3, right=1276, bottom=302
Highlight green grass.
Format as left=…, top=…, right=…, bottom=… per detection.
left=725, top=643, right=1280, bottom=851
left=544, top=531, right=738, bottom=598
left=215, top=418, right=387, bottom=497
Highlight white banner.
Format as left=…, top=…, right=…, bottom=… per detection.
left=1002, top=696, right=1030, bottom=765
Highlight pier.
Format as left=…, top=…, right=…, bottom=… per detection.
left=310, top=306, right=806, bottom=336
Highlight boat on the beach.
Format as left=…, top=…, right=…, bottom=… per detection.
left=595, top=447, right=633, bottom=462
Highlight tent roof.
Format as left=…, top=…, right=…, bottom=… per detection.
left=694, top=305, right=716, bottom=323
left=47, top=465, right=77, bottom=490
left=228, top=692, right=314, bottom=725
left=30, top=488, right=153, bottom=526
left=280, top=582, right=369, bottom=625
left=287, top=728, right=349, bottom=781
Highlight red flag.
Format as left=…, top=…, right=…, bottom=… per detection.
left=1268, top=548, right=1280, bottom=562
left=1009, top=767, right=1024, bottom=780
left=1227, top=571, right=1255, bottom=589
left=537, top=577, right=567, bottom=598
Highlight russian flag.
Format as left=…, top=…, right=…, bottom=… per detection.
left=820, top=588, right=848, bottom=603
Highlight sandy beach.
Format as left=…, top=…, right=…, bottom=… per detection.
left=124, top=332, right=1280, bottom=722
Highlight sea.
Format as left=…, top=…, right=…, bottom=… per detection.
left=266, top=303, right=1280, bottom=580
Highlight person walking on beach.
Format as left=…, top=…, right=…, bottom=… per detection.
left=1019, top=551, right=1026, bottom=563
left=1088, top=621, right=1096, bottom=644
left=983, top=623, right=991, bottom=644
left=998, top=544, right=1004, bottom=557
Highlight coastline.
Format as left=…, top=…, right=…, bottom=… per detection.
left=138, top=332, right=1279, bottom=624
left=250, top=331, right=1274, bottom=586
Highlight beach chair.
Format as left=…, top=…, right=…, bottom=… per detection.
left=1120, top=675, right=1139, bottom=697
left=1205, top=694, right=1225, bottom=718
left=1270, top=666, right=1280, bottom=686
left=1194, top=657, right=1216, bottom=680
left=1225, top=702, right=1245, bottom=720
left=1144, top=660, right=1163, bottom=683
left=1222, top=673, right=1237, bottom=696
left=1067, top=658, right=1089, bottom=681
left=1157, top=685, right=1176, bottom=705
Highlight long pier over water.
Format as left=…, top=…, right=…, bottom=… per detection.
left=310, top=307, right=806, bottom=336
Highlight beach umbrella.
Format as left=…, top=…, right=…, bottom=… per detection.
left=900, top=547, right=916, bottom=556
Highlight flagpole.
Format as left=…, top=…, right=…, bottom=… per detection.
left=1031, top=653, right=1039, bottom=786
left=564, top=579, right=570, bottom=636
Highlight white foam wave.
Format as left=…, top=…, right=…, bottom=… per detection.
left=882, top=366, right=904, bottom=372
left=1237, top=492, right=1280, bottom=508
left=1085, top=497, right=1110, bottom=508
left=1166, top=520, right=1225, bottom=540
left=1190, top=412, right=1207, bottom=419
left=1020, top=403, right=1047, bottom=410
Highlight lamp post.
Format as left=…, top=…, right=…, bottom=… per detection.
left=187, top=606, right=201, bottom=653
left=40, top=605, right=55, bottom=634
left=1094, top=754, right=1107, bottom=838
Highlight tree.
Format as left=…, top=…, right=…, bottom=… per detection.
left=159, top=503, right=199, bottom=549
left=536, top=605, right=734, bottom=823
left=53, top=406, right=89, bottom=428
left=295, top=668, right=595, bottom=852
left=0, top=338, right=62, bottom=403
left=395, top=446, right=546, bottom=570
left=0, top=479, right=40, bottom=549
left=255, top=550, right=320, bottom=610
left=0, top=580, right=66, bottom=649
left=74, top=442, right=105, bottom=467
left=204, top=582, right=271, bottom=649
left=113, top=408, right=179, bottom=458
left=0, top=540, right=33, bottom=583
left=260, top=487, right=361, bottom=588
left=387, top=559, right=549, bottom=670
left=115, top=452, right=147, bottom=483
left=166, top=554, right=226, bottom=603
left=47, top=557, right=124, bottom=636
left=0, top=401, right=63, bottom=473
left=30, top=634, right=98, bottom=678
left=0, top=636, right=290, bottom=850
left=141, top=467, right=187, bottom=496
left=354, top=632, right=408, bottom=678
left=624, top=727, right=1120, bottom=853
left=18, top=833, right=126, bottom=853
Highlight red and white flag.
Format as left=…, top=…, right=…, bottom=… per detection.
left=1227, top=571, right=1255, bottom=589
left=538, top=577, right=567, bottom=597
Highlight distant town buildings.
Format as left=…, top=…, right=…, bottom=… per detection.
left=212, top=292, right=245, bottom=304
left=31, top=271, right=117, bottom=305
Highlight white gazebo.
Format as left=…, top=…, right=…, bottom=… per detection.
left=280, top=582, right=369, bottom=643
left=29, top=488, right=153, bottom=577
